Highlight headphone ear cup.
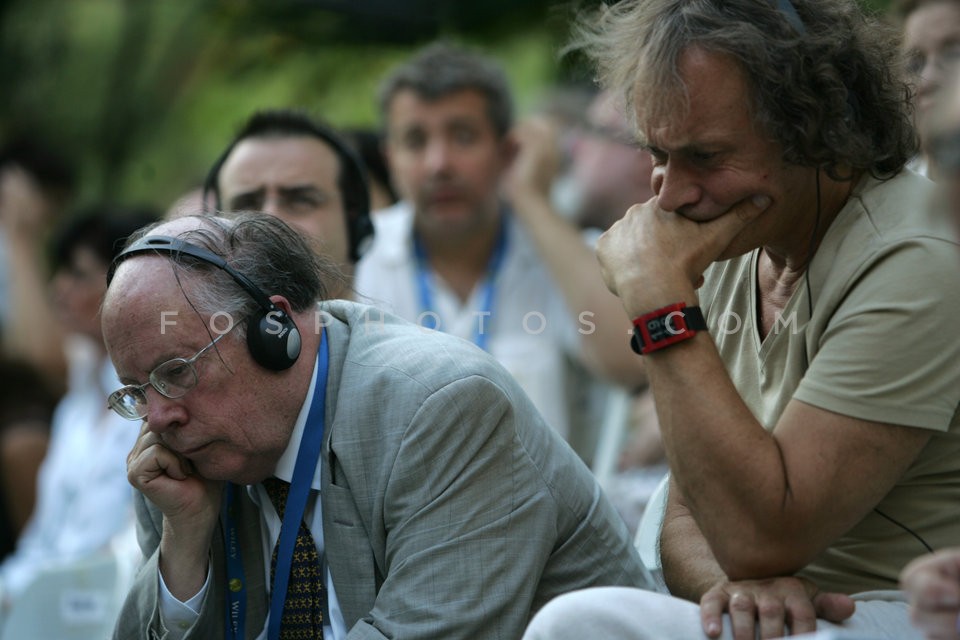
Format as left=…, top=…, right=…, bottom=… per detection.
left=245, top=309, right=302, bottom=371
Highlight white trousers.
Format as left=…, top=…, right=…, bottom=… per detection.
left=522, top=588, right=921, bottom=640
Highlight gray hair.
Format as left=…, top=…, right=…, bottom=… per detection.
left=377, top=41, right=514, bottom=138
left=571, top=0, right=917, bottom=179
left=122, top=212, right=341, bottom=339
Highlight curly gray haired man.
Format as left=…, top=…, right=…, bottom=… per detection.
left=524, top=1, right=960, bottom=638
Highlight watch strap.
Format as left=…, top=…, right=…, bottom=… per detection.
left=630, top=303, right=707, bottom=355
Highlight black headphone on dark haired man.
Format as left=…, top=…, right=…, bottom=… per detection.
left=108, top=236, right=301, bottom=371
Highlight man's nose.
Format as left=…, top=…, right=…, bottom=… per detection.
left=651, top=162, right=702, bottom=212
left=261, top=192, right=285, bottom=217
left=144, top=390, right=188, bottom=434
left=424, top=140, right=453, bottom=174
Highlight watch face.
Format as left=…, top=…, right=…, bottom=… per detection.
left=646, top=312, right=684, bottom=343
left=632, top=306, right=702, bottom=355
left=646, top=316, right=669, bottom=343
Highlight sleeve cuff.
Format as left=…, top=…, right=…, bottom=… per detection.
left=158, top=564, right=211, bottom=639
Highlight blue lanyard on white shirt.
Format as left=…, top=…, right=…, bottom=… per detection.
left=221, top=329, right=329, bottom=640
left=412, top=219, right=508, bottom=353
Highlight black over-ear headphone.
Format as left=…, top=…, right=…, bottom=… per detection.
left=201, top=113, right=375, bottom=263
left=109, top=235, right=302, bottom=371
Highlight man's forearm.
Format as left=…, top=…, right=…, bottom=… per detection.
left=660, top=480, right=727, bottom=601
left=158, top=516, right=214, bottom=601
left=510, top=193, right=646, bottom=386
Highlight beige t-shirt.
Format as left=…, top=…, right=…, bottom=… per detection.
left=699, top=170, right=960, bottom=593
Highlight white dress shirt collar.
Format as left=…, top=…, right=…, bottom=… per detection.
left=271, top=345, right=323, bottom=492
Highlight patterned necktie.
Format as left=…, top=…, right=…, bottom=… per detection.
left=263, top=477, right=325, bottom=639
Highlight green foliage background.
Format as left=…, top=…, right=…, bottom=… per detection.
left=0, top=0, right=892, bottom=212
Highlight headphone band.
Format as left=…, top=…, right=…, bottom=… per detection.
left=108, top=235, right=277, bottom=313
left=108, top=234, right=302, bottom=372
left=774, top=0, right=805, bottom=34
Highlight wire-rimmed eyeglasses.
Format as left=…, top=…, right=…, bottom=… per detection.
left=107, top=324, right=237, bottom=420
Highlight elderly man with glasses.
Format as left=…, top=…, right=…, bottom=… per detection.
left=104, top=211, right=648, bottom=640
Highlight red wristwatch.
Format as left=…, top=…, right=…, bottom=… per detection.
left=630, top=303, right=707, bottom=355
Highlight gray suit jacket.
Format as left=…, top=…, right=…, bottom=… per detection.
left=113, top=300, right=647, bottom=639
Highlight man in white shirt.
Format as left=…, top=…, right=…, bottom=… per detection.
left=356, top=42, right=646, bottom=440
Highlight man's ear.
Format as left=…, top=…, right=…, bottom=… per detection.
left=268, top=295, right=294, bottom=316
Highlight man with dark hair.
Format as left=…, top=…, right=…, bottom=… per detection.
left=204, top=109, right=374, bottom=296
left=523, top=0, right=960, bottom=638
left=106, top=212, right=647, bottom=640
left=357, top=41, right=646, bottom=443
left=0, top=135, right=77, bottom=387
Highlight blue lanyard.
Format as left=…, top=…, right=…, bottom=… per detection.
left=222, top=329, right=329, bottom=640
left=412, top=218, right=508, bottom=352
left=221, top=483, right=247, bottom=639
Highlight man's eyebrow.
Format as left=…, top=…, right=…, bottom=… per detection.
left=278, top=185, right=331, bottom=198
left=642, top=139, right=727, bottom=155
left=278, top=185, right=324, bottom=193
left=445, top=115, right=484, bottom=128
left=677, top=142, right=722, bottom=154
left=228, top=187, right=266, bottom=202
